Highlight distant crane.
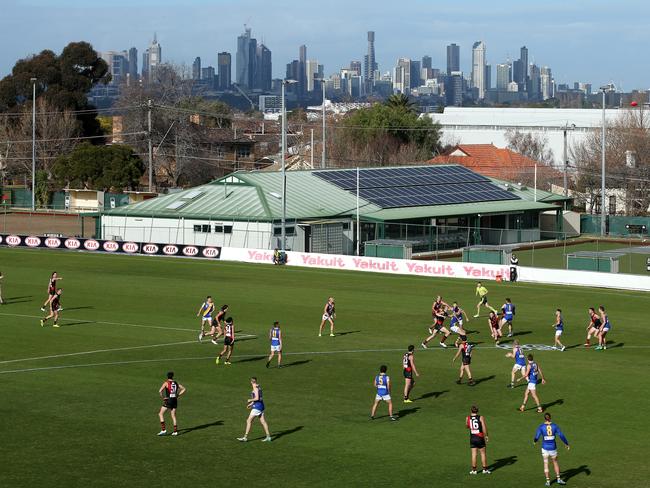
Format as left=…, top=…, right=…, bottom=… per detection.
left=232, top=83, right=256, bottom=111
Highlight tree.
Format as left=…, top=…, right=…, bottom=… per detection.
left=52, top=143, right=145, bottom=190
left=505, top=129, right=555, bottom=165
left=0, top=42, right=110, bottom=138
left=385, top=93, right=417, bottom=112
left=329, top=98, right=441, bottom=167
left=572, top=98, right=650, bottom=215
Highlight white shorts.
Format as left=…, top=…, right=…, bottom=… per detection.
left=202, top=317, right=212, bottom=323
left=450, top=325, right=462, bottom=334
left=375, top=394, right=391, bottom=402
left=270, top=345, right=281, bottom=352
left=250, top=409, right=264, bottom=417
left=555, top=330, right=563, bottom=337
left=527, top=382, right=537, bottom=391
left=512, top=364, right=525, bottom=372
left=322, top=313, right=332, bottom=321
left=542, top=449, right=558, bottom=459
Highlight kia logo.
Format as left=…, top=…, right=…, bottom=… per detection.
left=6, top=235, right=21, bottom=246
left=143, top=244, right=159, bottom=254
left=202, top=247, right=220, bottom=258
left=45, top=237, right=61, bottom=248
left=84, top=239, right=100, bottom=251
left=26, top=236, right=41, bottom=247
left=182, top=246, right=199, bottom=256
left=65, top=238, right=81, bottom=249
left=122, top=242, right=138, bottom=253
left=103, top=241, right=119, bottom=252
left=162, top=245, right=178, bottom=255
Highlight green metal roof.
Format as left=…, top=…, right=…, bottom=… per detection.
left=104, top=165, right=566, bottom=222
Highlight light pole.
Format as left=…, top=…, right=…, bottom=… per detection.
left=321, top=80, right=326, bottom=168
left=280, top=79, right=297, bottom=251
left=30, top=77, right=37, bottom=210
left=599, top=84, right=613, bottom=236
left=562, top=123, right=576, bottom=198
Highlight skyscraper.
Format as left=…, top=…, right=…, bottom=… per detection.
left=528, top=63, right=541, bottom=100
left=146, top=33, right=162, bottom=83
left=256, top=44, right=272, bottom=91
left=364, top=31, right=378, bottom=93
left=236, top=27, right=257, bottom=89
left=514, top=46, right=528, bottom=92
left=540, top=66, right=553, bottom=100
left=217, top=52, right=232, bottom=90
left=496, top=63, right=511, bottom=90
left=306, top=59, right=319, bottom=92
left=446, top=71, right=463, bottom=106
left=102, top=51, right=129, bottom=85
left=471, top=41, right=486, bottom=99
left=350, top=60, right=362, bottom=76
left=422, top=55, right=432, bottom=70
left=410, top=60, right=421, bottom=88
left=297, top=45, right=307, bottom=96
left=192, top=57, right=201, bottom=80
left=393, top=58, right=411, bottom=94
left=128, top=47, right=138, bottom=81
left=446, top=43, right=460, bottom=75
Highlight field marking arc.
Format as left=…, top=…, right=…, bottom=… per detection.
left=1, top=344, right=648, bottom=375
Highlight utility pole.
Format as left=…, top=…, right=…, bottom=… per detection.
left=31, top=78, right=37, bottom=210
left=310, top=128, right=314, bottom=168
left=563, top=126, right=568, bottom=197
left=600, top=87, right=608, bottom=237
left=321, top=81, right=326, bottom=168
left=147, top=99, right=153, bottom=191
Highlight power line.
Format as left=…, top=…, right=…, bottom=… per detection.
left=0, top=131, right=146, bottom=145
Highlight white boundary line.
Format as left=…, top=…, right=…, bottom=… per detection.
left=0, top=312, right=258, bottom=339
left=1, top=344, right=647, bottom=375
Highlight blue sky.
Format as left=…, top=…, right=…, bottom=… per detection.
left=1, top=0, right=649, bottom=89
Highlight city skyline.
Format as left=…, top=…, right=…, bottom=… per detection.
left=1, top=0, right=649, bottom=90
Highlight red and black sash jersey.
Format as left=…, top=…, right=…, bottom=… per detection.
left=402, top=352, right=413, bottom=371
left=590, top=313, right=602, bottom=328
left=490, top=315, right=499, bottom=329
left=51, top=295, right=61, bottom=309
left=48, top=278, right=56, bottom=294
left=163, top=380, right=179, bottom=398
left=467, top=414, right=484, bottom=437
left=225, top=323, right=235, bottom=339
left=216, top=310, right=226, bottom=323
left=326, top=303, right=335, bottom=316
left=461, top=343, right=473, bottom=360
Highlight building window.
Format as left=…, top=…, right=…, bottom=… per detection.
left=193, top=224, right=211, bottom=233
left=214, top=224, right=233, bottom=234
left=608, top=195, right=616, bottom=215
left=273, top=226, right=296, bottom=236
left=214, top=146, right=225, bottom=158
left=236, top=146, right=251, bottom=158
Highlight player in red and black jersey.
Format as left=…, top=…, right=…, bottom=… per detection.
left=40, top=289, right=62, bottom=328
left=466, top=405, right=491, bottom=475
left=402, top=345, right=419, bottom=403
left=584, top=307, right=602, bottom=347
left=453, top=338, right=475, bottom=386
left=216, top=317, right=235, bottom=365
left=488, top=311, right=502, bottom=345
left=41, top=272, right=63, bottom=312
left=422, top=298, right=451, bottom=349
left=204, top=304, right=229, bottom=345
left=157, top=371, right=186, bottom=436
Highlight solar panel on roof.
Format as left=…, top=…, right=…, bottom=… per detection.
left=314, top=166, right=520, bottom=209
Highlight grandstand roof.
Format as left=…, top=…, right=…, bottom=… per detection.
left=104, top=165, right=566, bottom=222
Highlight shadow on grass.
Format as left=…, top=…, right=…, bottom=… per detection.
left=542, top=398, right=564, bottom=410
left=5, top=295, right=33, bottom=301
left=237, top=356, right=266, bottom=363
left=562, top=465, right=591, bottom=481
left=398, top=407, right=420, bottom=418
left=606, top=342, right=623, bottom=349
left=63, top=306, right=94, bottom=311
left=178, top=420, right=223, bottom=435
left=512, top=331, right=532, bottom=337
left=60, top=321, right=95, bottom=327
left=564, top=343, right=583, bottom=350
left=280, top=359, right=311, bottom=369
left=489, top=455, right=517, bottom=472
left=419, top=390, right=449, bottom=400
left=272, top=425, right=304, bottom=441
left=471, top=375, right=496, bottom=386
left=335, top=330, right=361, bottom=337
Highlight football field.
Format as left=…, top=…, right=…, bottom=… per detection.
left=0, top=248, right=648, bottom=488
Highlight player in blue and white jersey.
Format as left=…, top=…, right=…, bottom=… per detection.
left=534, top=412, right=569, bottom=486
left=196, top=296, right=215, bottom=342
left=501, top=298, right=516, bottom=337
left=596, top=305, right=612, bottom=350
left=237, top=377, right=272, bottom=442
left=519, top=354, right=545, bottom=413
left=505, top=339, right=527, bottom=388
left=266, top=321, right=283, bottom=368
left=370, top=365, right=397, bottom=421
left=551, top=309, right=566, bottom=351
left=449, top=302, right=469, bottom=347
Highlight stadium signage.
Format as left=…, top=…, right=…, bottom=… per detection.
left=495, top=343, right=557, bottom=351
left=0, top=234, right=221, bottom=260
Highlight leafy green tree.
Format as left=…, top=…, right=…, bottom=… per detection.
left=52, top=143, right=145, bottom=190
left=0, top=42, right=110, bottom=138
left=35, top=170, right=50, bottom=208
